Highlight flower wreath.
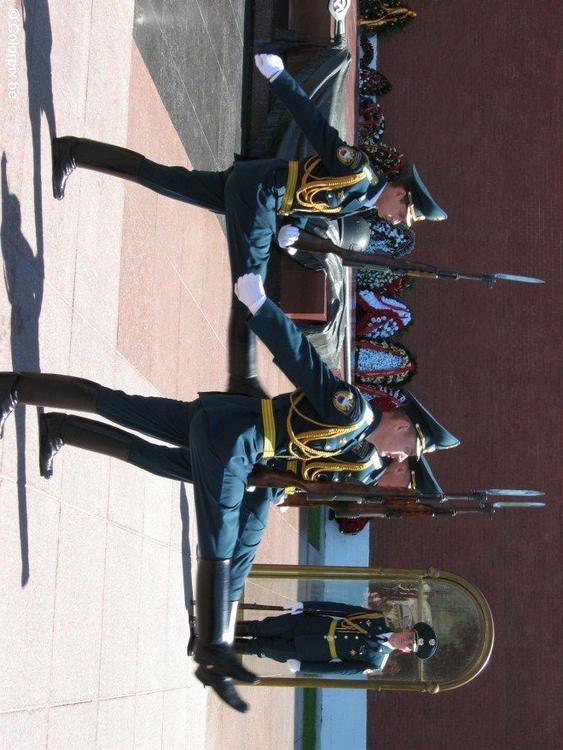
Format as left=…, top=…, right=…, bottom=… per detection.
left=361, top=142, right=404, bottom=181
left=360, top=34, right=375, bottom=68
left=359, top=101, right=385, bottom=143
left=354, top=338, right=416, bottom=385
left=359, top=68, right=392, bottom=98
left=357, top=383, right=408, bottom=411
left=356, top=267, right=413, bottom=298
left=356, top=289, right=412, bottom=338
left=362, top=213, right=415, bottom=257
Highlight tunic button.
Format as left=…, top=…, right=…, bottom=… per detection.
left=323, top=635, right=327, bottom=639
left=344, top=636, right=348, bottom=639
left=355, top=636, right=359, bottom=640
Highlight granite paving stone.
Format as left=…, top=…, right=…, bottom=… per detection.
left=0, top=480, right=59, bottom=712
left=96, top=695, right=136, bottom=750
left=98, top=524, right=143, bottom=698
left=135, top=537, right=169, bottom=693
left=133, top=691, right=164, bottom=750
left=1, top=2, right=303, bottom=746
left=49, top=505, right=107, bottom=704
left=142, top=471, right=173, bottom=546
left=107, top=457, right=146, bottom=533
left=46, top=702, right=98, bottom=750
left=0, top=709, right=48, bottom=750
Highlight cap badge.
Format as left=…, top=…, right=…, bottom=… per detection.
left=337, top=145, right=359, bottom=167
left=333, top=390, right=355, bottom=414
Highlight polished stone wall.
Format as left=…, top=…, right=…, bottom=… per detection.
left=367, top=2, right=561, bottom=749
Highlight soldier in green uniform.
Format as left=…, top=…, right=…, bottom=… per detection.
left=235, top=601, right=438, bottom=675
left=51, top=54, right=447, bottom=397
left=0, top=275, right=456, bottom=712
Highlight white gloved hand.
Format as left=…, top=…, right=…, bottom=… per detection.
left=254, top=53, right=284, bottom=82
left=283, top=601, right=304, bottom=615
left=287, top=659, right=301, bottom=673
left=234, top=273, right=267, bottom=315
left=277, top=225, right=300, bottom=255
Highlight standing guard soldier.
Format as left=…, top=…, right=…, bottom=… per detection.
left=235, top=601, right=438, bottom=675
left=0, top=275, right=456, bottom=713
left=51, top=55, right=447, bottom=397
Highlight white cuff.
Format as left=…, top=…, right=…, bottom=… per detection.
left=287, top=659, right=301, bottom=673
left=248, top=295, right=267, bottom=316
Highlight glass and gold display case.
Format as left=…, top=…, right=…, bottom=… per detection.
left=238, top=564, right=494, bottom=693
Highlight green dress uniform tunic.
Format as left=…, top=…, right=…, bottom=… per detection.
left=239, top=601, right=394, bottom=675
left=96, top=298, right=384, bottom=600
left=136, top=69, right=386, bottom=285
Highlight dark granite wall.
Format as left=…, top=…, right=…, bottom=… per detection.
left=366, top=2, right=561, bottom=749
left=133, top=0, right=247, bottom=170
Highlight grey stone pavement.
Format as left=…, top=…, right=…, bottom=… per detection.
left=0, top=1, right=306, bottom=748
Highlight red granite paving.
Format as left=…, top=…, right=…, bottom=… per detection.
left=120, top=39, right=305, bottom=746
left=120, top=44, right=232, bottom=399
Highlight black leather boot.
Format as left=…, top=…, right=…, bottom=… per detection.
left=39, top=412, right=133, bottom=479
left=194, top=666, right=250, bottom=713
left=0, top=373, right=20, bottom=437
left=193, top=559, right=258, bottom=712
left=52, top=137, right=144, bottom=200
left=0, top=372, right=99, bottom=438
left=227, top=303, right=268, bottom=398
left=234, top=619, right=261, bottom=638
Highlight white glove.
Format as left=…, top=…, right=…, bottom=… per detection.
left=283, top=601, right=304, bottom=615
left=287, top=659, right=301, bottom=673
left=277, top=225, right=300, bottom=255
left=254, top=53, right=284, bottom=82
left=234, top=273, right=267, bottom=315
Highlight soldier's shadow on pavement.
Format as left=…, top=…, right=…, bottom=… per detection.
left=22, top=0, right=56, bottom=270
left=1, top=154, right=44, bottom=587
left=0, top=0, right=57, bottom=587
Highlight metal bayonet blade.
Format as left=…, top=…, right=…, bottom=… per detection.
left=493, top=273, right=545, bottom=284
left=492, top=501, right=546, bottom=509
left=486, top=489, right=545, bottom=497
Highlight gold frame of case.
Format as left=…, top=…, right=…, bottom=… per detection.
left=240, top=564, right=494, bottom=693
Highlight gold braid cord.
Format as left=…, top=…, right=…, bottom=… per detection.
left=301, top=457, right=376, bottom=481
left=284, top=391, right=379, bottom=481
left=360, top=6, right=416, bottom=28
left=294, top=157, right=367, bottom=214
left=339, top=612, right=385, bottom=635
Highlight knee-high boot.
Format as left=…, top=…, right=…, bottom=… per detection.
left=52, top=137, right=144, bottom=200
left=38, top=412, right=133, bottom=479
left=227, top=304, right=268, bottom=398
left=193, top=559, right=258, bottom=713
left=234, top=619, right=262, bottom=638
left=0, top=372, right=100, bottom=438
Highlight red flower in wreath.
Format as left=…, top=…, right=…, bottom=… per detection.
left=356, top=290, right=412, bottom=338
left=356, top=384, right=408, bottom=411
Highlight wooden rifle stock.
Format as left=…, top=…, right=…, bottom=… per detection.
left=248, top=466, right=457, bottom=519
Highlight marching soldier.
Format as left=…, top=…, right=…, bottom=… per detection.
left=0, top=274, right=456, bottom=713
left=51, top=54, right=447, bottom=397
left=235, top=601, right=438, bottom=675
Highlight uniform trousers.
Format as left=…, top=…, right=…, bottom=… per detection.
left=238, top=614, right=317, bottom=664
left=138, top=157, right=288, bottom=284
left=96, top=386, right=269, bottom=595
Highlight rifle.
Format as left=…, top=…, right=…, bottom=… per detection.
left=247, top=466, right=545, bottom=520
left=293, top=231, right=545, bottom=288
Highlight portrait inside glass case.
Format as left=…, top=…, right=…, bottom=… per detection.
left=238, top=566, right=494, bottom=692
